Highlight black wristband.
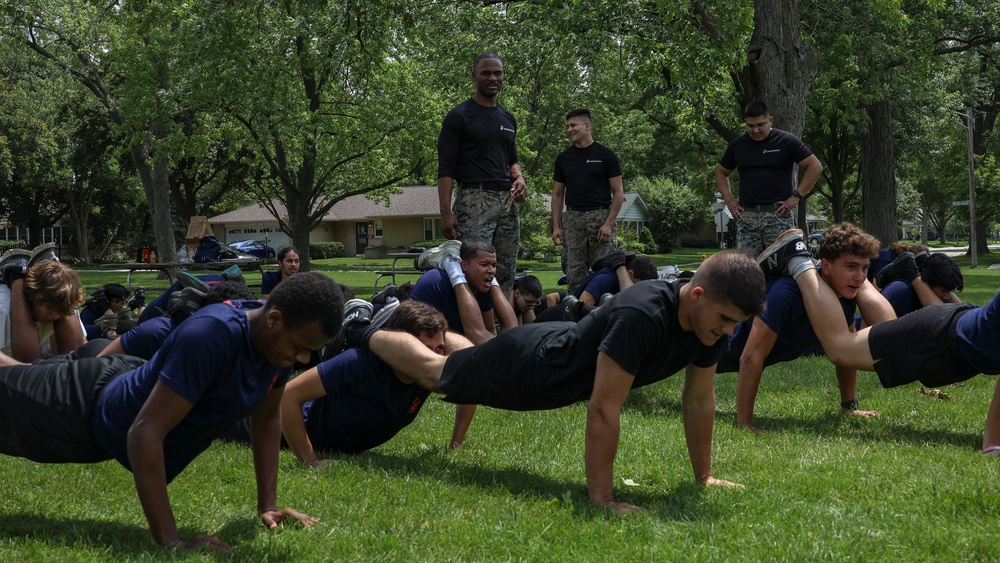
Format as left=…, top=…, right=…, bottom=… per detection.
left=841, top=397, right=859, bottom=411
left=790, top=191, right=803, bottom=199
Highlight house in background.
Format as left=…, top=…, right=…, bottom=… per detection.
left=211, top=187, right=653, bottom=257
left=208, top=186, right=441, bottom=257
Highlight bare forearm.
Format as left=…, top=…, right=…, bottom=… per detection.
left=735, top=362, right=764, bottom=428
left=280, top=404, right=318, bottom=466
left=128, top=434, right=178, bottom=545
left=682, top=393, right=715, bottom=483
left=585, top=406, right=621, bottom=505
left=251, top=420, right=281, bottom=513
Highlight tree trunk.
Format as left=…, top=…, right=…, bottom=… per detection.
left=67, top=189, right=90, bottom=263
left=130, top=135, right=178, bottom=264
left=861, top=101, right=898, bottom=245
left=739, top=0, right=818, bottom=137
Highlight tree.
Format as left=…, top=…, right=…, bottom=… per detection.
left=631, top=176, right=712, bottom=252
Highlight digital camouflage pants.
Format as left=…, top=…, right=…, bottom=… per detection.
left=737, top=210, right=796, bottom=257
left=454, top=188, right=519, bottom=295
left=561, top=209, right=616, bottom=294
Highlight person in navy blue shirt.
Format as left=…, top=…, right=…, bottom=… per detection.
left=718, top=223, right=894, bottom=431
left=0, top=272, right=343, bottom=552
left=533, top=253, right=657, bottom=323
left=271, top=300, right=448, bottom=466
left=716, top=101, right=823, bottom=257
left=876, top=252, right=963, bottom=319
left=766, top=231, right=1000, bottom=456
left=409, top=238, right=517, bottom=449
left=261, top=246, right=300, bottom=298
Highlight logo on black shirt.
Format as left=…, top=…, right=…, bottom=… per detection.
left=762, top=149, right=780, bottom=154
left=586, top=159, right=603, bottom=164
left=499, top=125, right=515, bottom=134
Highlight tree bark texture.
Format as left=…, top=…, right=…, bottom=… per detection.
left=861, top=101, right=898, bottom=245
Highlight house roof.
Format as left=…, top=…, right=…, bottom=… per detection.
left=208, top=185, right=441, bottom=223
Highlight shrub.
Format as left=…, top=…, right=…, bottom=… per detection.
left=309, top=242, right=345, bottom=259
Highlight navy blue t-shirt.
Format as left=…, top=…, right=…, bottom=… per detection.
left=302, top=348, right=430, bottom=453
left=90, top=300, right=288, bottom=482
left=438, top=98, right=518, bottom=184
left=719, top=128, right=813, bottom=206
left=138, top=274, right=227, bottom=323
left=881, top=279, right=922, bottom=318
left=410, top=268, right=492, bottom=334
left=955, top=292, right=1000, bottom=375
left=119, top=315, right=176, bottom=360
left=868, top=248, right=895, bottom=283
left=717, top=274, right=856, bottom=373
left=260, top=270, right=283, bottom=296
left=553, top=142, right=622, bottom=208
left=575, top=268, right=619, bottom=299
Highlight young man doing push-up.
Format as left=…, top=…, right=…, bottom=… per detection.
left=343, top=251, right=767, bottom=513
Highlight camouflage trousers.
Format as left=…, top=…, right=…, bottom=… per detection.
left=561, top=209, right=617, bottom=294
left=454, top=188, right=519, bottom=295
left=737, top=210, right=796, bottom=257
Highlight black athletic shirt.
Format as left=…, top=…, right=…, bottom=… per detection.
left=532, top=280, right=727, bottom=405
left=553, top=142, right=622, bottom=208
left=437, top=98, right=518, bottom=183
left=718, top=128, right=813, bottom=206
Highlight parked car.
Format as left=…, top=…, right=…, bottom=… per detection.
left=228, top=240, right=275, bottom=260
left=807, top=230, right=824, bottom=245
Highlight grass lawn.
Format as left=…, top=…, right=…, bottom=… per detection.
left=3, top=253, right=1000, bottom=559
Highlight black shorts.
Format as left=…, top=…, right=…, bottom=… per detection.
left=0, top=355, right=146, bottom=463
left=439, top=323, right=580, bottom=411
left=868, top=303, right=980, bottom=388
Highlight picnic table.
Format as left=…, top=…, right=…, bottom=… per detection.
left=101, top=260, right=273, bottom=289
left=374, top=253, right=425, bottom=292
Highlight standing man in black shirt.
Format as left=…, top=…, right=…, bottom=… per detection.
left=437, top=53, right=526, bottom=296
left=715, top=101, right=822, bottom=257
left=551, top=108, right=624, bottom=294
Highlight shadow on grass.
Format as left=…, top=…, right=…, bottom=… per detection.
left=0, top=513, right=296, bottom=560
left=338, top=449, right=730, bottom=523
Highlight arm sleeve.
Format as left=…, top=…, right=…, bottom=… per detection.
left=604, top=146, right=622, bottom=178
left=437, top=109, right=463, bottom=179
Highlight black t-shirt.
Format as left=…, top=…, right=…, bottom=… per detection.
left=531, top=280, right=727, bottom=405
left=718, top=128, right=813, bottom=206
left=437, top=98, right=518, bottom=183
left=553, top=142, right=622, bottom=208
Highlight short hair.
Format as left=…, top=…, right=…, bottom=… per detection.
left=396, top=281, right=415, bottom=302
left=628, top=256, right=658, bottom=281
left=277, top=246, right=300, bottom=261
left=338, top=283, right=356, bottom=301
left=204, top=280, right=255, bottom=305
left=460, top=238, right=496, bottom=261
left=24, top=261, right=85, bottom=316
left=744, top=101, right=769, bottom=119
left=689, top=251, right=766, bottom=316
left=514, top=275, right=542, bottom=298
left=816, top=223, right=880, bottom=262
left=472, top=52, right=501, bottom=73
left=102, top=283, right=129, bottom=302
left=385, top=300, right=448, bottom=337
left=565, top=108, right=592, bottom=123
left=888, top=242, right=928, bottom=256
left=920, top=253, right=963, bottom=292
left=264, top=272, right=344, bottom=338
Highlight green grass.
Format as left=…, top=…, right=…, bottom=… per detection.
left=3, top=258, right=1000, bottom=559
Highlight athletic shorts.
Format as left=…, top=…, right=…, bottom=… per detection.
left=0, top=355, right=146, bottom=463
left=868, top=303, right=979, bottom=388
left=439, top=323, right=579, bottom=411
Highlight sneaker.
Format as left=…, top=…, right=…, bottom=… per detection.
left=557, top=274, right=567, bottom=286
left=370, top=298, right=400, bottom=329
left=875, top=252, right=919, bottom=287
left=127, top=286, right=146, bottom=311
left=168, top=286, right=208, bottom=321
left=0, top=249, right=31, bottom=287
left=913, top=250, right=929, bottom=269
left=757, top=229, right=809, bottom=279
left=176, top=271, right=211, bottom=292
left=591, top=249, right=626, bottom=272
left=417, top=240, right=462, bottom=271
left=27, top=243, right=58, bottom=268
left=561, top=295, right=583, bottom=322
left=598, top=293, right=615, bottom=307
left=221, top=264, right=244, bottom=281
left=342, top=298, right=374, bottom=348
left=659, top=265, right=680, bottom=280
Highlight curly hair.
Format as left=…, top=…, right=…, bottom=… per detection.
left=816, top=223, right=880, bottom=262
left=24, top=261, right=85, bottom=316
left=265, top=272, right=344, bottom=338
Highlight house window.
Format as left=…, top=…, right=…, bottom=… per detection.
left=424, top=218, right=442, bottom=241
left=374, top=220, right=383, bottom=237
